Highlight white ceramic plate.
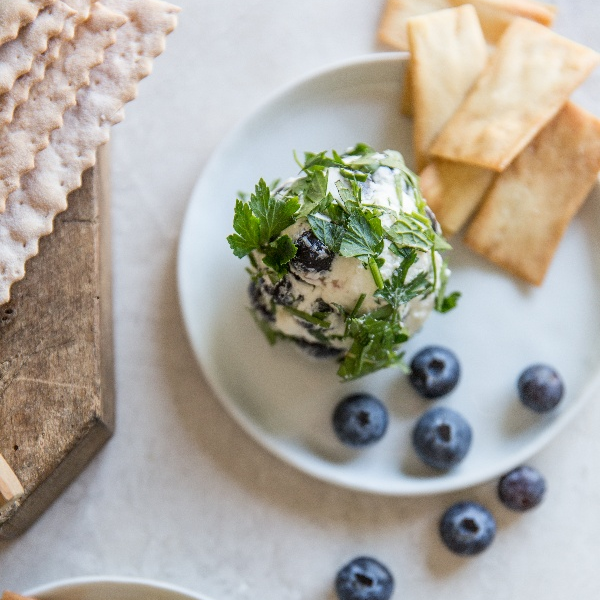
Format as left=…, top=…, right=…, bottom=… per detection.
left=25, top=577, right=213, bottom=600
left=178, top=52, right=600, bottom=495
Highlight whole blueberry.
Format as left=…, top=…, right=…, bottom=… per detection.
left=439, top=501, right=496, bottom=556
left=335, top=556, right=394, bottom=600
left=498, top=465, right=546, bottom=511
left=517, top=364, right=564, bottom=412
left=412, top=406, right=472, bottom=470
left=409, top=346, right=460, bottom=399
left=332, top=394, right=389, bottom=448
left=290, top=229, right=334, bottom=273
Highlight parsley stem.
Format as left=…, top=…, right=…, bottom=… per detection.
left=349, top=293, right=367, bottom=319
left=368, top=256, right=384, bottom=290
left=283, top=305, right=331, bottom=329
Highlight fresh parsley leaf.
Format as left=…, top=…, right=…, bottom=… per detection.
left=227, top=199, right=262, bottom=258
left=307, top=214, right=344, bottom=253
left=337, top=312, right=409, bottom=380
left=339, top=210, right=384, bottom=261
left=437, top=291, right=461, bottom=313
left=385, top=215, right=432, bottom=253
left=262, top=235, right=297, bottom=275
left=249, top=178, right=299, bottom=243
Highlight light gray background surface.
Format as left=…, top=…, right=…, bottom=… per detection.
left=2, top=1, right=600, bottom=598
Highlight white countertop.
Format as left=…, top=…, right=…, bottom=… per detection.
left=2, top=0, right=600, bottom=598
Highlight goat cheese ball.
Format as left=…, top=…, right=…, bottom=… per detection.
left=227, top=145, right=459, bottom=380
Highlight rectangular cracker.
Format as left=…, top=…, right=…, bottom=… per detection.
left=0, top=9, right=80, bottom=128
left=448, top=0, right=556, bottom=44
left=430, top=19, right=600, bottom=171
left=463, top=102, right=600, bottom=286
left=378, top=0, right=450, bottom=51
left=407, top=5, right=488, bottom=171
left=0, top=0, right=180, bottom=305
left=0, top=3, right=126, bottom=212
left=0, top=0, right=57, bottom=45
left=419, top=160, right=495, bottom=236
left=0, top=1, right=75, bottom=96
left=378, top=0, right=555, bottom=50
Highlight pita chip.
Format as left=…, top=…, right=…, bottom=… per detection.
left=464, top=102, right=600, bottom=285
left=430, top=19, right=600, bottom=171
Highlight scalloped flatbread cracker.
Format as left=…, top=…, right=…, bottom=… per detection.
left=0, top=2, right=126, bottom=212
left=0, top=0, right=180, bottom=304
left=0, top=2, right=75, bottom=96
left=0, top=0, right=57, bottom=44
left=463, top=102, right=600, bottom=285
left=407, top=5, right=488, bottom=171
left=430, top=19, right=600, bottom=171
left=0, top=9, right=80, bottom=128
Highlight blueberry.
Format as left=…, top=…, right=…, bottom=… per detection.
left=498, top=465, right=546, bottom=511
left=412, top=406, right=472, bottom=470
left=517, top=364, right=564, bottom=412
left=290, top=229, right=334, bottom=272
left=332, top=394, right=388, bottom=447
left=335, top=556, right=394, bottom=600
left=439, top=501, right=496, bottom=556
left=409, top=346, right=460, bottom=399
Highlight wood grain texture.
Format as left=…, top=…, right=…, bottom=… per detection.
left=0, top=146, right=114, bottom=539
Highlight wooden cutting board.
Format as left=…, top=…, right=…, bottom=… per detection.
left=0, top=146, right=115, bottom=539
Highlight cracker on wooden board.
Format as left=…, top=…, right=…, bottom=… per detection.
left=420, top=160, right=495, bottom=236
left=0, top=2, right=75, bottom=96
left=0, top=8, right=80, bottom=128
left=0, top=0, right=56, bottom=45
left=407, top=5, right=488, bottom=171
left=463, top=102, right=600, bottom=286
left=430, top=18, right=600, bottom=172
left=0, top=3, right=127, bottom=212
left=448, top=0, right=555, bottom=44
left=378, top=0, right=555, bottom=50
left=0, top=0, right=180, bottom=305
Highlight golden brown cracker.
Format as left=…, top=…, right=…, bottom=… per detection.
left=430, top=18, right=600, bottom=172
left=378, top=0, right=450, bottom=50
left=464, top=102, right=600, bottom=285
left=407, top=5, right=488, bottom=171
left=420, top=160, right=495, bottom=236
left=449, top=0, right=556, bottom=44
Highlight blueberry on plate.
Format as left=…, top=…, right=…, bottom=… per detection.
left=517, top=364, right=564, bottom=412
left=412, top=406, right=472, bottom=470
left=409, top=346, right=460, bottom=399
left=439, top=501, right=496, bottom=556
left=332, top=394, right=388, bottom=447
left=335, top=556, right=394, bottom=600
left=498, top=465, right=546, bottom=511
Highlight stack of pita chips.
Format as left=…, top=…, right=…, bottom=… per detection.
left=0, top=0, right=179, bottom=305
left=379, top=1, right=600, bottom=286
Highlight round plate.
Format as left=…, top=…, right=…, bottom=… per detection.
left=25, top=577, right=213, bottom=600
left=178, top=52, right=600, bottom=495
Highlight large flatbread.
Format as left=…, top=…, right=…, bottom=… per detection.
left=407, top=5, right=488, bottom=171
left=463, top=102, right=600, bottom=285
left=430, top=18, right=600, bottom=171
left=0, top=0, right=56, bottom=45
left=0, top=2, right=126, bottom=212
left=0, top=2, right=75, bottom=96
left=0, top=0, right=180, bottom=305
